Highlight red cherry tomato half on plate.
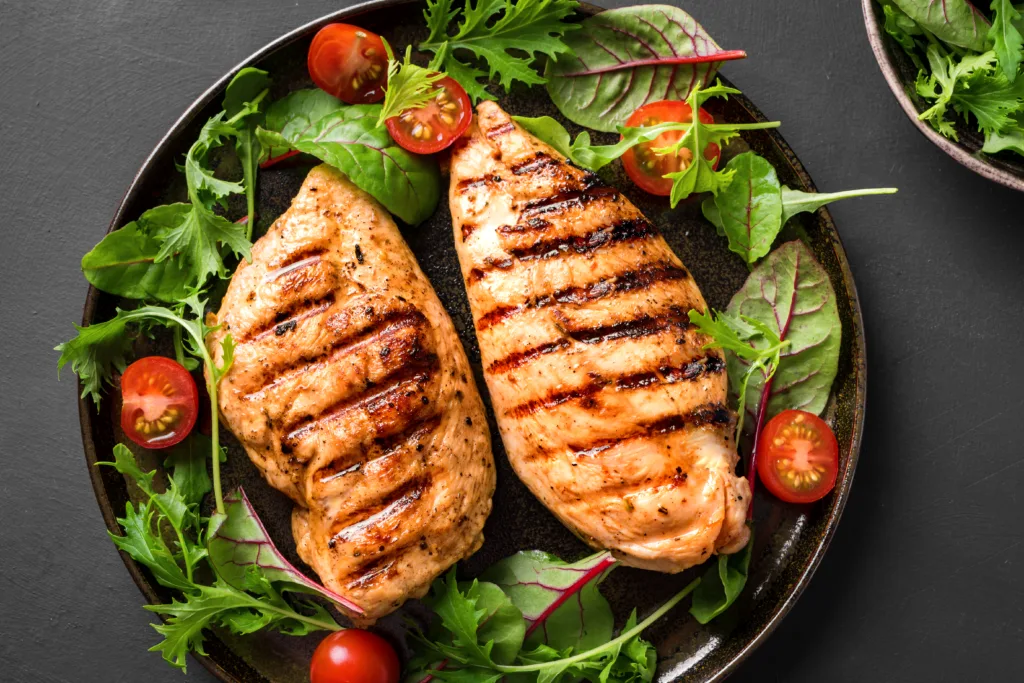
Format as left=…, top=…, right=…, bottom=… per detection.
left=120, top=356, right=199, bottom=449
left=310, top=629, right=400, bottom=683
left=308, top=23, right=388, bottom=104
left=621, top=99, right=721, bottom=196
left=385, top=75, right=472, bottom=154
left=756, top=409, right=839, bottom=504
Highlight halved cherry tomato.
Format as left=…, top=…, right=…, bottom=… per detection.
left=310, top=629, right=400, bottom=683
left=120, top=357, right=199, bottom=450
left=308, top=24, right=388, bottom=104
left=621, top=100, right=722, bottom=196
left=756, top=410, right=839, bottom=504
left=385, top=75, right=472, bottom=154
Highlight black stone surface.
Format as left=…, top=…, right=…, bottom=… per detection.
left=1, top=1, right=1021, bottom=681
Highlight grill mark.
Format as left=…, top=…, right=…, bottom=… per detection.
left=475, top=262, right=688, bottom=331
left=241, top=293, right=335, bottom=344
left=265, top=248, right=326, bottom=277
left=570, top=403, right=732, bottom=455
left=334, top=475, right=430, bottom=544
left=455, top=174, right=502, bottom=194
left=486, top=121, right=515, bottom=138
left=506, top=355, right=725, bottom=418
left=497, top=218, right=551, bottom=236
left=487, top=339, right=570, bottom=375
left=511, top=152, right=560, bottom=175
left=467, top=256, right=515, bottom=285
left=520, top=185, right=620, bottom=219
left=284, top=356, right=438, bottom=444
left=508, top=218, right=655, bottom=262
left=244, top=309, right=424, bottom=396
left=565, top=309, right=690, bottom=345
left=316, top=414, right=442, bottom=485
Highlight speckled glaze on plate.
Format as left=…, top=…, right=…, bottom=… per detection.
left=861, top=0, right=1024, bottom=192
left=79, top=1, right=866, bottom=680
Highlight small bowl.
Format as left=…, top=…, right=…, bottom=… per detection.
left=861, top=0, right=1024, bottom=192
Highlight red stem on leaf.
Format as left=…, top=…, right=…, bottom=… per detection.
left=746, top=376, right=774, bottom=521
left=259, top=149, right=300, bottom=168
left=524, top=553, right=618, bottom=637
left=559, top=50, right=747, bottom=77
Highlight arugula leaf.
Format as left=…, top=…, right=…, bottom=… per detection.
left=146, top=577, right=339, bottom=670
left=481, top=550, right=617, bottom=652
left=709, top=152, right=783, bottom=265
left=420, top=0, right=580, bottom=101
left=80, top=217, right=191, bottom=302
left=725, top=240, right=841, bottom=426
left=689, top=308, right=787, bottom=440
left=257, top=104, right=441, bottom=224
left=990, top=0, right=1024, bottom=81
left=689, top=537, right=753, bottom=624
left=207, top=488, right=363, bottom=615
left=56, top=307, right=147, bottom=407
left=150, top=201, right=251, bottom=287
left=110, top=501, right=194, bottom=593
left=378, top=44, right=446, bottom=126
left=223, top=67, right=272, bottom=233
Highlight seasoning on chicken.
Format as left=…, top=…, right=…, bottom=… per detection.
left=448, top=102, right=750, bottom=573
left=209, top=165, right=495, bottom=622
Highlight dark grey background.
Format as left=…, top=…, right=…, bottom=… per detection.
left=2, top=0, right=1022, bottom=681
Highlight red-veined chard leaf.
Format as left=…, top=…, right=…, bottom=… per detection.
left=479, top=550, right=617, bottom=652
left=207, top=488, right=363, bottom=616
left=545, top=5, right=746, bottom=132
left=890, top=0, right=990, bottom=50
left=256, top=104, right=440, bottom=224
left=711, top=151, right=783, bottom=265
left=725, top=240, right=841, bottom=427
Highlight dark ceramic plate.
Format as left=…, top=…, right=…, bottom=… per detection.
left=80, top=1, right=866, bottom=680
left=861, top=0, right=1024, bottom=192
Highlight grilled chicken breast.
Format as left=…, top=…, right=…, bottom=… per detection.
left=209, top=165, right=494, bottom=622
left=449, top=102, right=750, bottom=573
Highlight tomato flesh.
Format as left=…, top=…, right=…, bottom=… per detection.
left=385, top=75, right=472, bottom=154
left=120, top=357, right=199, bottom=450
left=310, top=629, right=400, bottom=683
left=308, top=24, right=388, bottom=104
left=756, top=410, right=839, bottom=504
left=621, top=100, right=721, bottom=196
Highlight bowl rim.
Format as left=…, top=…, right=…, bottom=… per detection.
left=77, top=1, right=867, bottom=680
left=860, top=0, right=1024, bottom=192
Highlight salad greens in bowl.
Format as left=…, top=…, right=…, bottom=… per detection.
left=863, top=0, right=1024, bottom=190
left=61, top=1, right=890, bottom=681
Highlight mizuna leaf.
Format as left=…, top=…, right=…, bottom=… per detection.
left=725, top=241, right=841, bottom=427
left=207, top=488, right=363, bottom=616
left=256, top=104, right=441, bottom=224
left=891, top=0, right=990, bottom=50
left=545, top=5, right=746, bottom=132
left=480, top=550, right=617, bottom=652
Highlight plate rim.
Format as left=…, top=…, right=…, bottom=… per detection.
left=860, top=0, right=1024, bottom=193
left=77, top=1, right=867, bottom=680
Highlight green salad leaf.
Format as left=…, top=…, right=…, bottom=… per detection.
left=257, top=103, right=441, bottom=224
left=545, top=5, right=745, bottom=132
left=262, top=89, right=342, bottom=159
left=890, top=0, right=990, bottom=51
left=779, top=186, right=899, bottom=224
left=709, top=152, right=782, bottom=265
left=223, top=67, right=272, bottom=232
left=690, top=536, right=753, bottom=624
left=419, top=0, right=580, bottom=101
left=377, top=43, right=446, bottom=125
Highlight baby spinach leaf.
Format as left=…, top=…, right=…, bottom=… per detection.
left=257, top=104, right=441, bottom=224
left=710, top=152, right=782, bottom=265
left=545, top=5, right=745, bottom=132
left=726, top=241, right=841, bottom=425
left=780, top=186, right=898, bottom=224
left=80, top=217, right=191, bottom=302
left=689, top=536, right=753, bottom=624
left=262, top=89, right=342, bottom=159
left=890, top=0, right=990, bottom=50
left=481, top=550, right=617, bottom=652
left=207, top=488, right=364, bottom=615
